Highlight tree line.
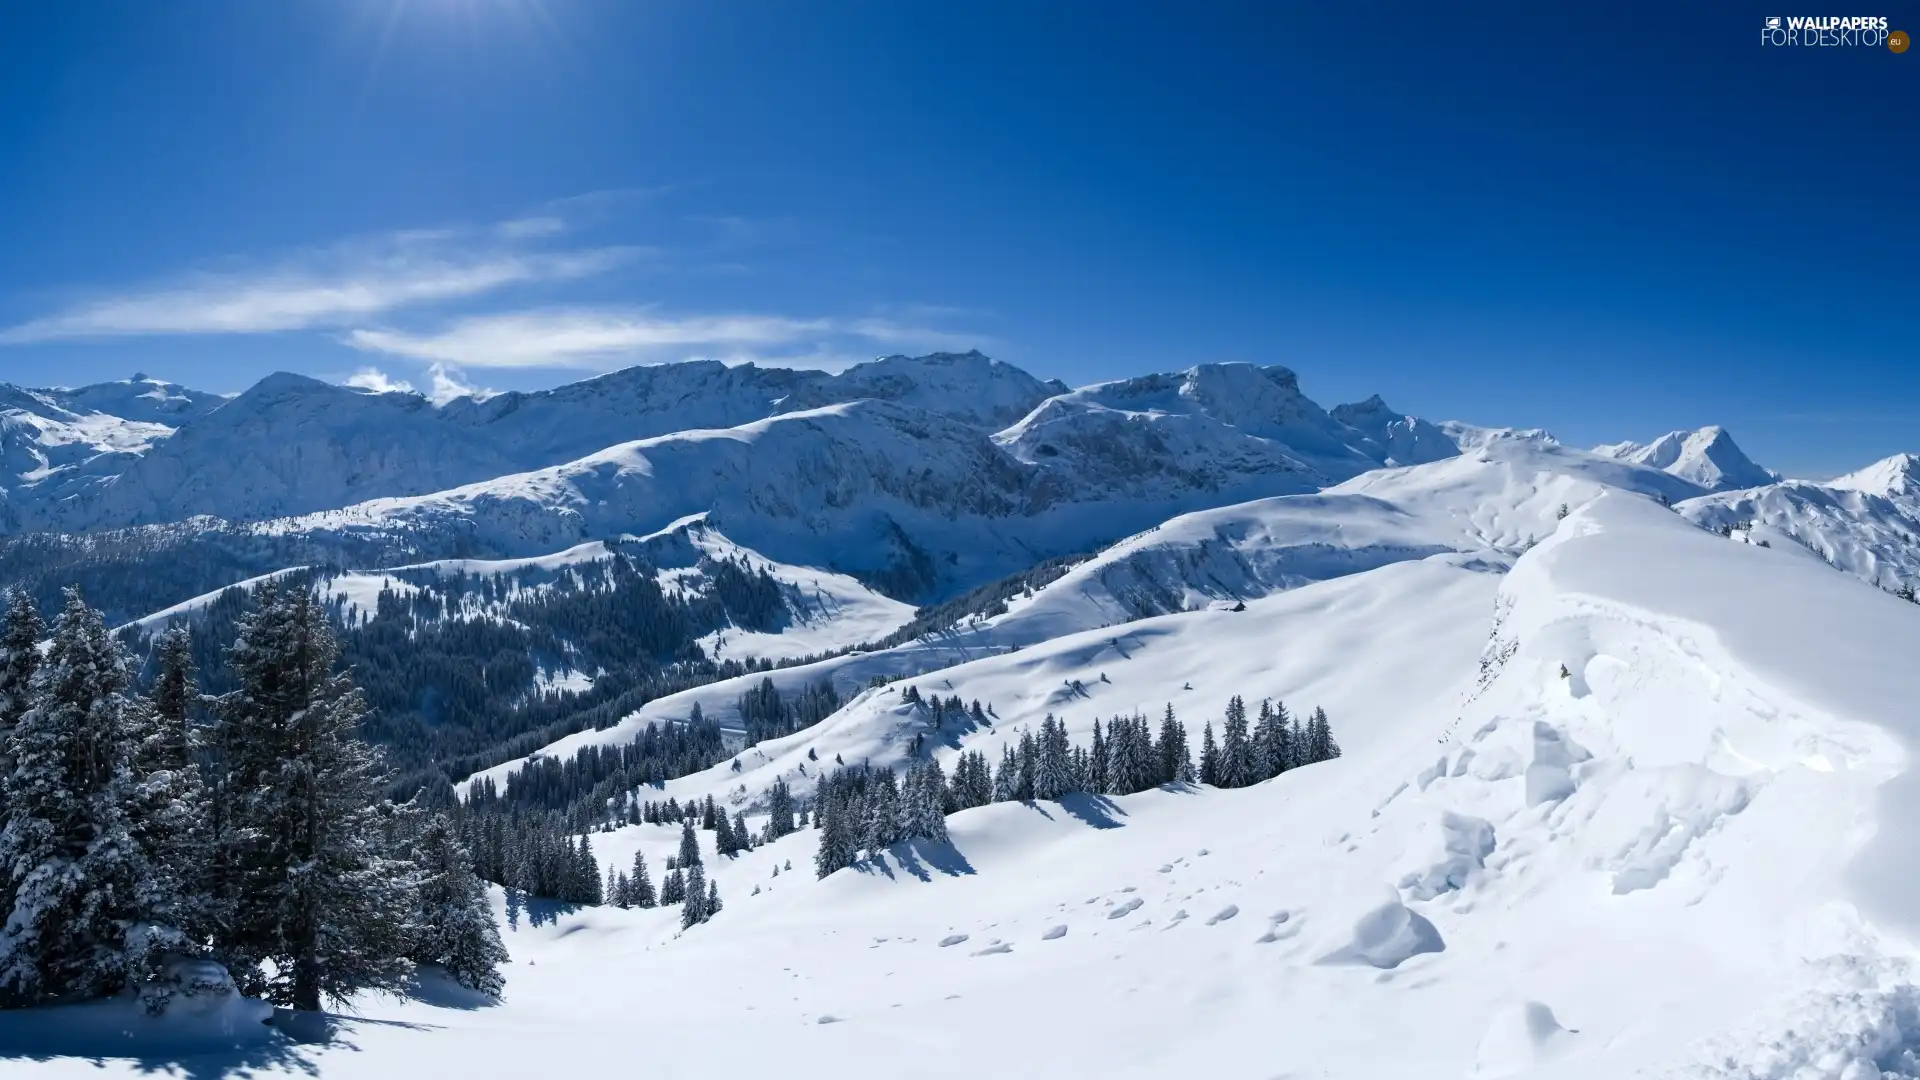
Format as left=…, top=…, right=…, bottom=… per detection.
left=809, top=694, right=1340, bottom=879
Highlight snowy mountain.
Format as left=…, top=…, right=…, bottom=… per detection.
left=0, top=376, right=225, bottom=530
left=49, top=362, right=1453, bottom=607
left=1678, top=452, right=1920, bottom=593
left=9, top=352, right=1920, bottom=1078
left=183, top=431, right=1918, bottom=1080
left=1329, top=393, right=1462, bottom=467
left=461, top=429, right=1705, bottom=784
left=1001, top=363, right=1443, bottom=488
left=1591, top=425, right=1775, bottom=493
left=24, top=352, right=1066, bottom=535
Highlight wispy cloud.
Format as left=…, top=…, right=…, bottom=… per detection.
left=344, top=306, right=983, bottom=369
left=0, top=233, right=639, bottom=344
left=495, top=216, right=568, bottom=240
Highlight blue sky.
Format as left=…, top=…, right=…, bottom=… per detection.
left=0, top=2, right=1913, bottom=478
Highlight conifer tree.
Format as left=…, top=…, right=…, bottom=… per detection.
left=864, top=768, right=902, bottom=852
left=992, top=744, right=1018, bottom=802
left=1307, top=707, right=1342, bottom=763
left=706, top=879, right=721, bottom=917
left=661, top=866, right=686, bottom=905
left=210, top=582, right=415, bottom=1011
left=408, top=814, right=508, bottom=997
left=1200, top=721, right=1219, bottom=786
left=131, top=626, right=215, bottom=943
left=677, top=818, right=702, bottom=869
left=630, top=850, right=656, bottom=908
left=764, top=778, right=795, bottom=841
left=681, top=863, right=708, bottom=928
left=1089, top=718, right=1109, bottom=795
left=0, top=590, right=184, bottom=1005
left=1219, top=695, right=1252, bottom=788
left=0, top=591, right=43, bottom=827
left=1158, top=704, right=1193, bottom=784
left=1014, top=730, right=1037, bottom=801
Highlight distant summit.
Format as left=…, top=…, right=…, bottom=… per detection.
left=1592, top=426, right=1775, bottom=493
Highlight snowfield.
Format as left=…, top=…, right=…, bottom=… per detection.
left=3, top=360, right=1917, bottom=1079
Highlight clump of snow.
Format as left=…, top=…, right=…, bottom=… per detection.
left=1473, top=1000, right=1573, bottom=1078
left=1314, top=889, right=1445, bottom=969
left=1395, top=811, right=1496, bottom=900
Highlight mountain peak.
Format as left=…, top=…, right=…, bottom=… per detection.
left=1592, top=425, right=1774, bottom=493
left=1829, top=452, right=1920, bottom=498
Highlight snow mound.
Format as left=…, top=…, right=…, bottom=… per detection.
left=1395, top=811, right=1496, bottom=900
left=1315, top=889, right=1445, bottom=969
left=1473, top=1000, right=1573, bottom=1078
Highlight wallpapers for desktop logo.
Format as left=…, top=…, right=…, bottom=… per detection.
left=1759, top=14, right=1906, bottom=48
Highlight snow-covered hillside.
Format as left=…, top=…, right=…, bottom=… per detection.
left=1593, top=425, right=1775, bottom=493
left=1678, top=453, right=1920, bottom=594
left=460, top=431, right=1714, bottom=788
left=42, top=453, right=1920, bottom=1079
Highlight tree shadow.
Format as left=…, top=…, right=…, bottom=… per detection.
left=1055, top=792, right=1128, bottom=829
left=403, top=968, right=500, bottom=1012
left=0, top=999, right=444, bottom=1080
left=850, top=838, right=978, bottom=883
left=506, top=891, right=583, bottom=929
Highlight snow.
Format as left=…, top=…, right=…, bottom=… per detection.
left=11, top=366, right=1920, bottom=1079
left=1592, top=426, right=1775, bottom=493
left=1681, top=457, right=1920, bottom=593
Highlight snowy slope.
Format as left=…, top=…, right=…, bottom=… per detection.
left=1678, top=452, right=1920, bottom=593
left=37, top=479, right=1920, bottom=1079
left=1592, top=426, right=1775, bottom=493
left=463, top=430, right=1706, bottom=790
left=633, top=515, right=915, bottom=663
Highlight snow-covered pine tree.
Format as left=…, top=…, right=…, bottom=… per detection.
left=732, top=811, right=752, bottom=853
left=210, top=582, right=416, bottom=1011
left=661, top=866, right=686, bottom=905
left=408, top=814, right=508, bottom=997
left=681, top=863, right=708, bottom=928
left=130, top=626, right=215, bottom=944
left=0, top=590, right=44, bottom=816
left=630, top=850, right=656, bottom=908
left=0, top=589, right=184, bottom=1005
left=1219, top=695, right=1252, bottom=788
left=705, top=879, right=721, bottom=917
left=1014, top=729, right=1037, bottom=801
left=991, top=744, right=1018, bottom=802
left=1157, top=704, right=1193, bottom=784
left=1200, top=721, right=1219, bottom=786
left=1033, top=715, right=1070, bottom=801
left=713, top=810, right=739, bottom=856
left=813, top=783, right=855, bottom=879
left=1089, top=718, right=1109, bottom=794
left=1307, top=706, right=1341, bottom=763
left=864, top=768, right=901, bottom=852
left=677, top=818, right=702, bottom=869
left=764, top=778, right=795, bottom=841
